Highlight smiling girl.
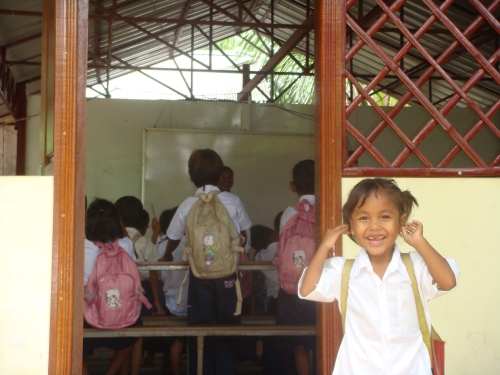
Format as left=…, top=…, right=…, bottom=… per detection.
left=299, top=178, right=459, bottom=375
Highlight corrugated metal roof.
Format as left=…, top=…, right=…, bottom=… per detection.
left=0, top=0, right=498, bottom=107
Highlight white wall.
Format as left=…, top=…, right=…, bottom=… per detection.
left=342, top=178, right=500, bottom=375
left=0, top=177, right=53, bottom=375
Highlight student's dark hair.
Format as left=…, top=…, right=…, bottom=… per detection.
left=342, top=178, right=418, bottom=242
left=159, top=206, right=178, bottom=235
left=86, top=198, right=124, bottom=242
left=274, top=211, right=284, bottom=235
left=222, top=166, right=233, bottom=175
left=293, top=159, right=315, bottom=195
left=114, top=196, right=144, bottom=229
left=188, top=149, right=224, bottom=188
left=139, top=209, right=150, bottom=229
left=250, top=225, right=275, bottom=252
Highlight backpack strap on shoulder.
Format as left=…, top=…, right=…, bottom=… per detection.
left=341, top=259, right=355, bottom=333
left=400, top=253, right=432, bottom=360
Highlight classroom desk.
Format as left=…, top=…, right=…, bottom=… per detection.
left=135, top=260, right=276, bottom=271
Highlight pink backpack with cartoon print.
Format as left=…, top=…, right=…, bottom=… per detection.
left=84, top=240, right=152, bottom=329
left=275, top=200, right=315, bottom=294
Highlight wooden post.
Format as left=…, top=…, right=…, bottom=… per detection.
left=315, top=0, right=345, bottom=374
left=45, top=0, right=88, bottom=373
left=15, top=82, right=26, bottom=175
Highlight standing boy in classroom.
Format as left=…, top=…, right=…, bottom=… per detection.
left=158, top=149, right=252, bottom=375
left=275, top=159, right=316, bottom=375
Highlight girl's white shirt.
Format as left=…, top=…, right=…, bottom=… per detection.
left=298, top=245, right=459, bottom=375
left=84, top=237, right=136, bottom=286
left=157, top=235, right=188, bottom=315
left=126, top=227, right=160, bottom=281
left=254, top=242, right=279, bottom=298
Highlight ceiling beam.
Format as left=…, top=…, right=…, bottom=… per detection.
left=237, top=12, right=314, bottom=101
left=170, top=0, right=192, bottom=58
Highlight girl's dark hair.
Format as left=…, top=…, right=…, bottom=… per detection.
left=159, top=206, right=178, bottom=235
left=342, top=178, right=418, bottom=242
left=293, top=159, right=314, bottom=195
left=250, top=225, right=275, bottom=252
left=114, top=196, right=143, bottom=229
left=222, top=166, right=233, bottom=175
left=86, top=198, right=124, bottom=242
left=188, top=149, right=224, bottom=188
left=139, top=209, right=150, bottom=229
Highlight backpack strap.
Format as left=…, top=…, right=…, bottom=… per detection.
left=340, top=259, right=354, bottom=333
left=400, top=253, right=432, bottom=361
left=131, top=233, right=141, bottom=259
left=234, top=277, right=243, bottom=316
left=176, top=270, right=190, bottom=307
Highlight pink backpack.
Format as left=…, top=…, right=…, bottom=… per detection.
left=84, top=240, right=152, bottom=329
left=276, top=200, right=315, bottom=294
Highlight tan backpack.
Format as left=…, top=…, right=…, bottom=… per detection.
left=180, top=191, right=245, bottom=315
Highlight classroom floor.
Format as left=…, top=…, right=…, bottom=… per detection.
left=86, top=345, right=269, bottom=375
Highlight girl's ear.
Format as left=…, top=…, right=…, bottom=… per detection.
left=399, top=213, right=408, bottom=226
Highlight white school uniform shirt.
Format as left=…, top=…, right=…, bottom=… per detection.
left=280, top=194, right=315, bottom=233
left=298, top=245, right=460, bottom=375
left=126, top=227, right=160, bottom=281
left=254, top=242, right=279, bottom=298
left=158, top=236, right=189, bottom=316
left=84, top=237, right=136, bottom=286
left=167, top=185, right=252, bottom=241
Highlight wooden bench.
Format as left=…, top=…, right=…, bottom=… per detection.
left=83, top=324, right=316, bottom=375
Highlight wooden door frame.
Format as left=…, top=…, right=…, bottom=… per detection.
left=46, top=0, right=344, bottom=373
left=315, top=0, right=345, bottom=373
left=46, top=0, right=88, bottom=373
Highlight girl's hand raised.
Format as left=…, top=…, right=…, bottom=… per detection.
left=318, top=224, right=350, bottom=254
left=401, top=220, right=425, bottom=247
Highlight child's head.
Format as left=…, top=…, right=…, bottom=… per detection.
left=250, top=225, right=276, bottom=252
left=273, top=211, right=284, bottom=235
left=139, top=209, right=150, bottom=236
left=188, top=149, right=224, bottom=188
left=86, top=198, right=124, bottom=243
left=342, top=178, right=418, bottom=248
left=218, top=166, right=234, bottom=192
left=159, top=206, right=178, bottom=235
left=114, top=196, right=143, bottom=229
left=291, top=159, right=314, bottom=196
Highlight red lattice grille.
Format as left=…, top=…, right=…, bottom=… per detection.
left=344, top=0, right=500, bottom=176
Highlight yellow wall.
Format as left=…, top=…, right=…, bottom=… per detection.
left=0, top=176, right=498, bottom=374
left=342, top=178, right=500, bottom=375
left=0, top=177, right=53, bottom=374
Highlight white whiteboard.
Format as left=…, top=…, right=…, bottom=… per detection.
left=142, top=129, right=314, bottom=228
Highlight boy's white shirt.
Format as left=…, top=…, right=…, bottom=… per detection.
left=84, top=237, right=136, bottom=286
left=298, top=245, right=459, bottom=375
left=157, top=235, right=189, bottom=315
left=254, top=242, right=279, bottom=298
left=279, top=194, right=315, bottom=233
left=166, top=185, right=252, bottom=241
left=126, top=227, right=160, bottom=281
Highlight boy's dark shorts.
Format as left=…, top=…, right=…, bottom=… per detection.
left=275, top=287, right=316, bottom=351
left=83, top=317, right=143, bottom=358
